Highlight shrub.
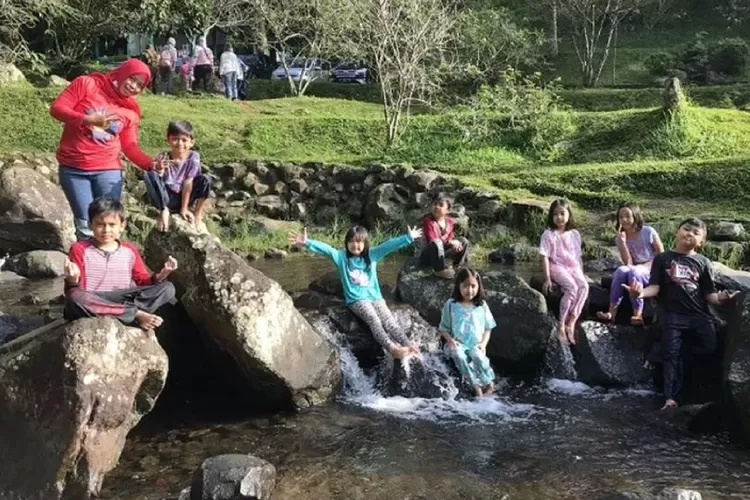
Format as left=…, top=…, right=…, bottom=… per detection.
left=644, top=51, right=680, bottom=77
left=708, top=37, right=750, bottom=76
left=649, top=34, right=750, bottom=84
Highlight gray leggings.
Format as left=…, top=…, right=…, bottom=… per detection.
left=349, top=299, right=410, bottom=350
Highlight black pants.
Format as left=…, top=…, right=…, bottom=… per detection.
left=64, top=281, right=176, bottom=325
left=419, top=237, right=470, bottom=271
left=143, top=171, right=211, bottom=212
left=193, top=64, right=213, bottom=91
left=661, top=312, right=718, bottom=401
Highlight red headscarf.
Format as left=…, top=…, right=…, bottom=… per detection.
left=89, top=58, right=152, bottom=117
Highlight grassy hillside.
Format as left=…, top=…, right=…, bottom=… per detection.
left=2, top=84, right=748, bottom=224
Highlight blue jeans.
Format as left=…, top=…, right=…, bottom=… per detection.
left=58, top=166, right=123, bottom=240
left=222, top=72, right=237, bottom=100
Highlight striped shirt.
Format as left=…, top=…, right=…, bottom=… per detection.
left=67, top=240, right=154, bottom=293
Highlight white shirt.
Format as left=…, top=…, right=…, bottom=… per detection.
left=219, top=52, right=240, bottom=75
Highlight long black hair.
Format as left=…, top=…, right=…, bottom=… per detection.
left=344, top=225, right=371, bottom=269
left=616, top=203, right=644, bottom=231
left=452, top=267, right=485, bottom=306
left=546, top=198, right=575, bottom=231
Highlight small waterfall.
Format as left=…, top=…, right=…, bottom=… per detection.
left=543, top=333, right=578, bottom=381
left=308, top=310, right=537, bottom=423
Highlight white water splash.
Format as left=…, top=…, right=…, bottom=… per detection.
left=543, top=378, right=656, bottom=400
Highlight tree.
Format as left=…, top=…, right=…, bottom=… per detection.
left=136, top=0, right=256, bottom=45
left=456, top=5, right=545, bottom=85
left=248, top=0, right=356, bottom=95
left=1, top=0, right=71, bottom=63
left=46, top=0, right=135, bottom=64
left=348, top=0, right=456, bottom=146
left=554, top=0, right=656, bottom=86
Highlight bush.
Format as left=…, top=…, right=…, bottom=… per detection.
left=647, top=34, right=750, bottom=84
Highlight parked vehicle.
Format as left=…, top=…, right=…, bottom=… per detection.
left=271, top=58, right=330, bottom=82
left=330, top=61, right=370, bottom=84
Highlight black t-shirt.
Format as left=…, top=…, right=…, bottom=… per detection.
left=649, top=250, right=716, bottom=317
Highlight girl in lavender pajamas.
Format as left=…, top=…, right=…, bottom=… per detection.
left=540, top=199, right=588, bottom=345
left=597, top=204, right=664, bottom=325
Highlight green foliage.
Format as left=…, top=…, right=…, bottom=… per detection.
left=646, top=33, right=750, bottom=83
left=446, top=70, right=575, bottom=161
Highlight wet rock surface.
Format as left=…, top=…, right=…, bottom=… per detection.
left=0, top=317, right=168, bottom=499
left=145, top=218, right=341, bottom=409
left=189, top=454, right=276, bottom=500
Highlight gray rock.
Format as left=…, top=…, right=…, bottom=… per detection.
left=145, top=218, right=340, bottom=408
left=264, top=248, right=287, bottom=259
left=574, top=321, right=652, bottom=386
left=48, top=75, right=70, bottom=87
left=0, top=167, right=76, bottom=254
left=4, top=250, right=67, bottom=278
left=250, top=182, right=270, bottom=197
left=0, top=317, right=168, bottom=499
left=0, top=270, right=26, bottom=282
left=584, top=257, right=623, bottom=272
left=0, top=63, right=26, bottom=85
left=190, top=454, right=276, bottom=500
left=279, top=163, right=303, bottom=183
left=309, top=270, right=343, bottom=297
left=288, top=178, right=307, bottom=193
left=396, top=258, right=557, bottom=370
left=364, top=183, right=407, bottom=227
left=724, top=293, right=750, bottom=443
left=255, top=195, right=288, bottom=219
left=506, top=199, right=549, bottom=233
left=405, top=170, right=440, bottom=192
left=709, top=221, right=745, bottom=242
left=241, top=173, right=259, bottom=190
left=0, top=314, right=45, bottom=345
left=488, top=242, right=537, bottom=264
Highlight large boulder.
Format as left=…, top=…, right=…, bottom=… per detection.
left=145, top=219, right=340, bottom=408
left=396, top=258, right=557, bottom=373
left=0, top=63, right=27, bottom=85
left=573, top=321, right=652, bottom=386
left=723, top=293, right=750, bottom=442
left=364, top=183, right=408, bottom=227
left=189, top=454, right=276, bottom=500
left=0, top=317, right=168, bottom=499
left=0, top=167, right=76, bottom=254
left=4, top=250, right=67, bottom=278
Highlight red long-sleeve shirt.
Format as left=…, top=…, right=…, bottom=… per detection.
left=66, top=240, right=155, bottom=293
left=422, top=215, right=455, bottom=245
left=50, top=75, right=153, bottom=171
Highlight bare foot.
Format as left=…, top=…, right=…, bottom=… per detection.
left=596, top=311, right=613, bottom=322
left=134, top=310, right=163, bottom=331
left=661, top=399, right=678, bottom=410
left=557, top=324, right=569, bottom=345
left=156, top=209, right=170, bottom=232
left=408, top=344, right=420, bottom=356
left=630, top=315, right=644, bottom=326
left=566, top=322, right=577, bottom=345
left=483, top=382, right=495, bottom=396
left=473, top=385, right=483, bottom=398
left=389, top=344, right=410, bottom=359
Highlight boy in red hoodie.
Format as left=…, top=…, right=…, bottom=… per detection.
left=419, top=194, right=470, bottom=279
left=64, top=198, right=177, bottom=331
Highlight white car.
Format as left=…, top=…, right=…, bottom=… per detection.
left=271, top=58, right=330, bottom=82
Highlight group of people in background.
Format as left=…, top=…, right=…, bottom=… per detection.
left=48, top=57, right=741, bottom=411
left=143, top=36, right=247, bottom=100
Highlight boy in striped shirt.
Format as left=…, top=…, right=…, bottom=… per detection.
left=63, top=197, right=177, bottom=331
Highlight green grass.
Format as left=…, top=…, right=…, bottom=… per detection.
left=3, top=85, right=749, bottom=264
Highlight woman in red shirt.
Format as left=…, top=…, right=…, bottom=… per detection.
left=50, top=58, right=156, bottom=240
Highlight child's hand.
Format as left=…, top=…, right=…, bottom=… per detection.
left=449, top=239, right=464, bottom=252
left=542, top=278, right=552, bottom=295
left=162, top=256, right=178, bottom=273
left=288, top=228, right=307, bottom=246
left=622, top=278, right=642, bottom=297
left=180, top=209, right=195, bottom=223
left=407, top=225, right=423, bottom=240
left=617, top=224, right=627, bottom=245
left=718, top=290, right=740, bottom=304
left=83, top=113, right=118, bottom=128
left=63, top=259, right=80, bottom=285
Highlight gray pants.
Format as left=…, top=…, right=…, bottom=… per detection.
left=349, top=299, right=410, bottom=350
left=419, top=237, right=470, bottom=271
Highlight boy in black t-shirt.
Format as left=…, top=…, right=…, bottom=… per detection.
left=625, top=217, right=737, bottom=410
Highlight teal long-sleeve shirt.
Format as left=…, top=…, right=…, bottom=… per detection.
left=305, top=234, right=414, bottom=304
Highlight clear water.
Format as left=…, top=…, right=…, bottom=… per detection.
left=7, top=258, right=748, bottom=500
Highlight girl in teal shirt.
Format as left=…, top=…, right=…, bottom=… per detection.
left=439, top=268, right=496, bottom=398
left=290, top=225, right=423, bottom=359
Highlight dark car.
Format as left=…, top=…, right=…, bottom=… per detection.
left=330, top=61, right=370, bottom=84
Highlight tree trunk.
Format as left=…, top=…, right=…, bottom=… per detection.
left=551, top=2, right=559, bottom=56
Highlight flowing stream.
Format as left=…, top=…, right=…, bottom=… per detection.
left=9, top=257, right=749, bottom=500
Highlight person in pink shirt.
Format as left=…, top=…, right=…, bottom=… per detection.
left=192, top=36, right=214, bottom=92
left=539, top=199, right=589, bottom=345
